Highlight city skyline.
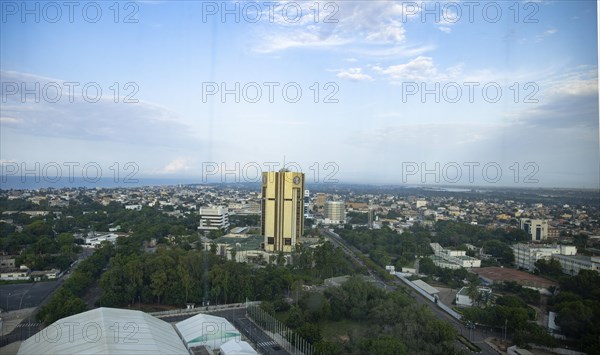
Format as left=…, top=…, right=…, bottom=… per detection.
left=1, top=1, right=598, bottom=189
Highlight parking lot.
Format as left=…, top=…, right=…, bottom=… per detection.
left=0, top=280, right=61, bottom=312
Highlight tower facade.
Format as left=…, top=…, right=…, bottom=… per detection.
left=261, top=170, right=305, bottom=253
left=324, top=201, right=345, bottom=224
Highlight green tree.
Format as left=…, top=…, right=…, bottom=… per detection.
left=276, top=251, right=286, bottom=267
left=38, top=288, right=87, bottom=325
left=151, top=270, right=168, bottom=304
left=535, top=258, right=562, bottom=277
left=555, top=301, right=594, bottom=338
left=296, top=323, right=322, bottom=344
left=360, top=337, right=407, bottom=355
left=418, top=257, right=436, bottom=275
left=482, top=240, right=514, bottom=264
left=286, top=305, right=305, bottom=329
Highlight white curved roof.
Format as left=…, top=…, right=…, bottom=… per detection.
left=175, top=313, right=240, bottom=350
left=220, top=339, right=257, bottom=355
left=18, top=307, right=188, bottom=355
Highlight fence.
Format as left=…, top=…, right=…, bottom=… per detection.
left=245, top=300, right=313, bottom=355
left=393, top=272, right=462, bottom=321
left=150, top=302, right=246, bottom=318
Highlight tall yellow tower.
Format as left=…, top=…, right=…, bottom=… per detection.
left=261, top=169, right=304, bottom=253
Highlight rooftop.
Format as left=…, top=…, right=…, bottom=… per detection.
left=18, top=308, right=189, bottom=355
left=213, top=234, right=263, bottom=251
left=472, top=267, right=558, bottom=289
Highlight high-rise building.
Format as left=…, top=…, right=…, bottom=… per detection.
left=324, top=201, right=345, bottom=224
left=261, top=169, right=304, bottom=253
left=315, top=193, right=326, bottom=208
left=520, top=219, right=549, bottom=241
left=198, top=207, right=229, bottom=231
left=303, top=190, right=310, bottom=217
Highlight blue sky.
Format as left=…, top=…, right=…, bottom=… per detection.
left=1, top=0, right=598, bottom=188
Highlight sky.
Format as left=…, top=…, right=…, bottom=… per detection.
left=1, top=0, right=598, bottom=188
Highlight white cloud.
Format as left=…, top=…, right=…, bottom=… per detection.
left=0, top=70, right=200, bottom=147
left=536, top=28, right=558, bottom=41
left=438, top=26, right=452, bottom=34
left=162, top=158, right=191, bottom=173
left=336, top=68, right=373, bottom=81
left=543, top=67, right=598, bottom=97
left=0, top=116, right=21, bottom=124
left=253, top=1, right=422, bottom=56
left=374, top=56, right=440, bottom=81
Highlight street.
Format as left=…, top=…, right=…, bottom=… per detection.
left=321, top=228, right=499, bottom=354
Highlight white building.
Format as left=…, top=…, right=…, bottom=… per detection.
left=0, top=267, right=30, bottom=281
left=413, top=279, right=440, bottom=296
left=430, top=243, right=481, bottom=268
left=18, top=308, right=189, bottom=354
left=552, top=254, right=600, bottom=276
left=175, top=313, right=241, bottom=352
left=220, top=339, right=257, bottom=355
left=125, top=204, right=142, bottom=211
left=324, top=201, right=345, bottom=224
left=455, top=286, right=492, bottom=307
left=512, top=244, right=577, bottom=272
left=85, top=232, right=126, bottom=247
left=30, top=269, right=60, bottom=281
left=304, top=190, right=310, bottom=217
left=520, top=218, right=549, bottom=241
left=198, top=207, right=230, bottom=231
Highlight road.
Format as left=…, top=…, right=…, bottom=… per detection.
left=321, top=228, right=388, bottom=289
left=0, top=248, right=94, bottom=313
left=0, top=248, right=95, bottom=347
left=321, top=228, right=499, bottom=354
left=0, top=281, right=61, bottom=312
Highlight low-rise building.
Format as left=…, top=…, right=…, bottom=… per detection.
left=455, top=286, right=492, bottom=307
left=0, top=255, right=16, bottom=269
left=512, top=244, right=577, bottom=272
left=552, top=254, right=600, bottom=276
left=85, top=232, right=128, bottom=247
left=198, top=206, right=230, bottom=231
left=201, top=234, right=268, bottom=264
left=30, top=269, right=60, bottom=281
left=430, top=243, right=481, bottom=268
left=124, top=204, right=142, bottom=211
left=0, top=267, right=30, bottom=281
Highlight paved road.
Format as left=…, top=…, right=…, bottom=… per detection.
left=321, top=228, right=388, bottom=289
left=0, top=249, right=96, bottom=347
left=321, top=228, right=499, bottom=354
left=0, top=281, right=62, bottom=312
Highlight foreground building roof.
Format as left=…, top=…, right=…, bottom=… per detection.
left=175, top=313, right=241, bottom=351
left=18, top=307, right=188, bottom=355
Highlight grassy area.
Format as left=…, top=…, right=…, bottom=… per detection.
left=457, top=334, right=482, bottom=353
left=452, top=306, right=465, bottom=315
left=319, top=319, right=370, bottom=343
left=0, top=279, right=37, bottom=286
left=274, top=309, right=291, bottom=324
left=273, top=310, right=369, bottom=344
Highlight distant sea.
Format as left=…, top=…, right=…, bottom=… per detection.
left=0, top=176, right=204, bottom=190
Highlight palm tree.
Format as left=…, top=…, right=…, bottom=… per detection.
left=467, top=283, right=479, bottom=307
